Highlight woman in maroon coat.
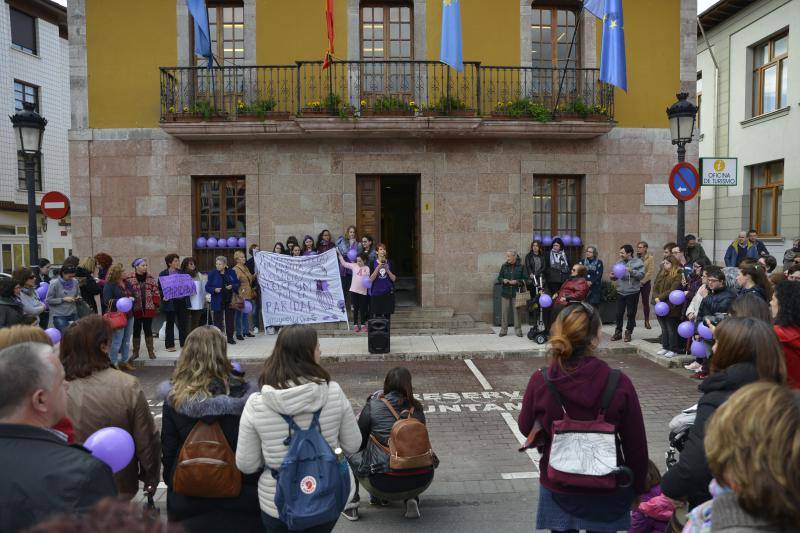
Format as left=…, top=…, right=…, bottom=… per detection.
left=544, top=264, right=590, bottom=332
left=519, top=303, right=648, bottom=532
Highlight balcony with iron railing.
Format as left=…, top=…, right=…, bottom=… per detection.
left=159, top=61, right=615, bottom=139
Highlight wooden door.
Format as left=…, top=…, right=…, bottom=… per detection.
left=356, top=176, right=381, bottom=245
left=414, top=177, right=421, bottom=304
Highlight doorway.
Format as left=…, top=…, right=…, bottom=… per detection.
left=356, top=174, right=420, bottom=306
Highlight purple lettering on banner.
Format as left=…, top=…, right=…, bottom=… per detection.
left=159, top=274, right=197, bottom=301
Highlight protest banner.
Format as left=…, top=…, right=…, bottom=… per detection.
left=158, top=273, right=197, bottom=300
left=254, top=249, right=347, bottom=326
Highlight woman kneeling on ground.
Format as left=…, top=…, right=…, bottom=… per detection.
left=519, top=302, right=649, bottom=532
left=346, top=367, right=434, bottom=522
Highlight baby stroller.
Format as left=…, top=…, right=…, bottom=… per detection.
left=665, top=403, right=696, bottom=469
left=526, top=274, right=548, bottom=345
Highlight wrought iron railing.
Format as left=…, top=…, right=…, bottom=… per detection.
left=160, top=62, right=614, bottom=121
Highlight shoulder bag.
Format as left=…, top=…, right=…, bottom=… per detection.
left=103, top=299, right=128, bottom=329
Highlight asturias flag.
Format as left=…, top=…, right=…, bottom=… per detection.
left=186, top=0, right=213, bottom=67
left=600, top=0, right=627, bottom=91
left=440, top=0, right=463, bottom=72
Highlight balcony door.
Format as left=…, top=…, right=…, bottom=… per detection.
left=531, top=4, right=579, bottom=104
left=360, top=3, right=413, bottom=102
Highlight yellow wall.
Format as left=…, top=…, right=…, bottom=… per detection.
left=609, top=0, right=680, bottom=128
left=85, top=0, right=680, bottom=129
left=86, top=0, right=176, bottom=129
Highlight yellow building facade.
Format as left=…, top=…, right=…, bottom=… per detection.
left=70, top=0, right=698, bottom=324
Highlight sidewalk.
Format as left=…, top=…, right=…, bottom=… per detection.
left=135, top=321, right=690, bottom=368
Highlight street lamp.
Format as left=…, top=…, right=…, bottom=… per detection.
left=10, top=102, right=47, bottom=268
left=666, top=92, right=697, bottom=248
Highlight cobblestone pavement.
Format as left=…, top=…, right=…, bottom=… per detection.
left=136, top=354, right=699, bottom=532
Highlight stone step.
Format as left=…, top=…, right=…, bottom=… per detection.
left=390, top=307, right=455, bottom=319
left=317, top=326, right=494, bottom=337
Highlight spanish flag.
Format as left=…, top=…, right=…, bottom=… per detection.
left=323, top=0, right=334, bottom=69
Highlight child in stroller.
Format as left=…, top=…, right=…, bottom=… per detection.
left=665, top=403, right=696, bottom=468
left=526, top=274, right=548, bottom=344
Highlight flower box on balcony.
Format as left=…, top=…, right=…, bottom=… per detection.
left=235, top=112, right=291, bottom=121
left=361, top=110, right=416, bottom=117
left=585, top=113, right=611, bottom=122
left=164, top=113, right=227, bottom=122
left=555, top=112, right=585, bottom=121
left=421, top=109, right=476, bottom=117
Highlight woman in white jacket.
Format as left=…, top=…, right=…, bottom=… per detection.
left=236, top=324, right=361, bottom=533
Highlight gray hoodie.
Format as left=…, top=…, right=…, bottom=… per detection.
left=18, top=287, right=45, bottom=317
left=613, top=256, right=645, bottom=296
left=46, top=276, right=80, bottom=317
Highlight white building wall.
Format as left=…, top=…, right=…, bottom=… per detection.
left=0, top=4, right=71, bottom=271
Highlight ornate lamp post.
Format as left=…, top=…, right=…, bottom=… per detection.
left=666, top=92, right=697, bottom=248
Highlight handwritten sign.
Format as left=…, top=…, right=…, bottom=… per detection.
left=255, top=249, right=347, bottom=326
left=158, top=274, right=197, bottom=301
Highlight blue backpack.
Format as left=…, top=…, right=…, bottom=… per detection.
left=271, top=409, right=350, bottom=530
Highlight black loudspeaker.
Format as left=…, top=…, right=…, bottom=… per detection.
left=367, top=318, right=390, bottom=354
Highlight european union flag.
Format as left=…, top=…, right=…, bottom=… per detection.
left=187, top=0, right=213, bottom=67
left=440, top=0, right=463, bottom=72
left=583, top=0, right=606, bottom=19
left=600, top=0, right=627, bottom=91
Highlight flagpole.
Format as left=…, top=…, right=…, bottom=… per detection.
left=553, top=5, right=585, bottom=115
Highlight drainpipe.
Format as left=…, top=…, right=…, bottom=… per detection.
left=698, top=17, right=721, bottom=264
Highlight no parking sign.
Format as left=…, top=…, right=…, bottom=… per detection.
left=668, top=162, right=700, bottom=202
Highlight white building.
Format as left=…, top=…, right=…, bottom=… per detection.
left=0, top=0, right=70, bottom=273
left=697, top=0, right=798, bottom=265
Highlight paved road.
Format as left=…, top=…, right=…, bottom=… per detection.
left=136, top=353, right=699, bottom=532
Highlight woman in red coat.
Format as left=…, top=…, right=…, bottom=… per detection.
left=771, top=280, right=800, bottom=389
left=545, top=264, right=589, bottom=332
left=124, top=258, right=160, bottom=360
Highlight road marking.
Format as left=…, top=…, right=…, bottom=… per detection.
left=501, top=411, right=541, bottom=470
left=500, top=472, right=538, bottom=480
left=464, top=359, right=492, bottom=390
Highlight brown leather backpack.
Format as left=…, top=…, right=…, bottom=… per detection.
left=173, top=420, right=242, bottom=498
left=370, top=396, right=435, bottom=471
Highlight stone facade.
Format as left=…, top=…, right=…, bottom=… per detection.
left=70, top=128, right=698, bottom=323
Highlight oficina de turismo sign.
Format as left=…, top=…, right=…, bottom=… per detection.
left=701, top=158, right=738, bottom=186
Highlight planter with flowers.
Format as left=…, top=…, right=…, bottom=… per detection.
left=360, top=96, right=416, bottom=117
left=165, top=101, right=227, bottom=122
left=235, top=98, right=290, bottom=120
left=420, top=96, right=475, bottom=117
left=491, top=99, right=552, bottom=122
left=300, top=94, right=353, bottom=118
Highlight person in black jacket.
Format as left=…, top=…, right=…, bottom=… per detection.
left=660, top=317, right=786, bottom=509
left=36, top=258, right=51, bottom=329
left=346, top=367, right=433, bottom=521
left=524, top=239, right=549, bottom=290
left=0, top=342, right=117, bottom=532
left=0, top=277, right=31, bottom=328
left=161, top=326, right=261, bottom=532
left=696, top=267, right=736, bottom=325
left=159, top=253, right=190, bottom=352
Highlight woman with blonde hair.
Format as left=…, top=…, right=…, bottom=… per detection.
left=684, top=382, right=800, bottom=530
left=518, top=303, right=648, bottom=532
left=233, top=250, right=255, bottom=341
left=61, top=315, right=160, bottom=500
left=161, top=326, right=260, bottom=530
left=101, top=263, right=134, bottom=371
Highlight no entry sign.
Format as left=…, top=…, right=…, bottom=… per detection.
left=668, top=162, right=700, bottom=202
left=40, top=191, right=70, bottom=219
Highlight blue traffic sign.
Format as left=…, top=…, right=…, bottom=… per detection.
left=669, top=162, right=700, bottom=202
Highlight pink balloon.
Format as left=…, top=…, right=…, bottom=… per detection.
left=83, top=427, right=135, bottom=473
left=690, top=340, right=709, bottom=359
left=612, top=263, right=627, bottom=279
left=116, top=297, right=133, bottom=313
left=539, top=294, right=553, bottom=308
left=654, top=301, right=670, bottom=317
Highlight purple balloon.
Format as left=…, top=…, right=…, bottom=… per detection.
left=533, top=233, right=542, bottom=242
left=238, top=237, right=246, bottom=248
left=83, top=427, right=135, bottom=473
left=654, top=301, right=670, bottom=317
left=539, top=294, right=553, bottom=308
left=243, top=300, right=253, bottom=314
left=669, top=290, right=686, bottom=306
left=561, top=235, right=573, bottom=247
left=227, top=236, right=238, bottom=248
left=542, top=236, right=553, bottom=247
left=36, top=282, right=49, bottom=300
left=207, top=237, right=218, bottom=248
left=572, top=236, right=582, bottom=247
left=45, top=327, right=61, bottom=344
left=612, top=263, right=627, bottom=279
left=347, top=248, right=357, bottom=262
left=196, top=236, right=207, bottom=249
left=116, top=297, right=133, bottom=313
left=697, top=323, right=713, bottom=340
left=231, top=362, right=243, bottom=374
left=677, top=320, right=695, bottom=339
left=217, top=238, right=227, bottom=248
left=690, top=340, right=709, bottom=359
left=363, top=277, right=372, bottom=289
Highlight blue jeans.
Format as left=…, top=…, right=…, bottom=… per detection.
left=109, top=316, right=133, bottom=365
left=261, top=513, right=337, bottom=533
left=235, top=308, right=249, bottom=336
left=52, top=314, right=76, bottom=333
